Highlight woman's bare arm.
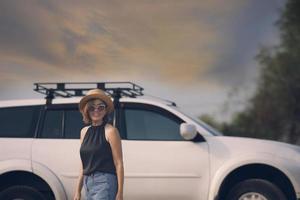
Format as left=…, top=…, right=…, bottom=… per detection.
left=107, top=126, right=124, bottom=197
left=74, top=127, right=88, bottom=198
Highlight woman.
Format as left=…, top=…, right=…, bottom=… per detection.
left=74, top=88, right=124, bottom=200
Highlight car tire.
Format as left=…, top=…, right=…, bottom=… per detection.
left=0, top=185, right=46, bottom=200
left=225, top=178, right=287, bottom=200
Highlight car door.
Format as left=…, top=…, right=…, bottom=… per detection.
left=31, top=104, right=115, bottom=200
left=120, top=102, right=210, bottom=200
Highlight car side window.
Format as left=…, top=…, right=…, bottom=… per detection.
left=123, top=103, right=184, bottom=141
left=41, top=110, right=63, bottom=138
left=0, top=105, right=41, bottom=138
left=64, top=108, right=115, bottom=139
left=64, top=110, right=85, bottom=139
left=39, top=104, right=116, bottom=139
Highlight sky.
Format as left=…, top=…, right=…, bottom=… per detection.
left=0, top=0, right=286, bottom=122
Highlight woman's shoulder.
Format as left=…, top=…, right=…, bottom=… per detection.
left=104, top=123, right=119, bottom=143
left=81, top=125, right=91, bottom=132
left=80, top=126, right=91, bottom=138
left=104, top=123, right=115, bottom=130
left=104, top=123, right=120, bottom=135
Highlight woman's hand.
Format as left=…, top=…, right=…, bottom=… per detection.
left=73, top=191, right=81, bottom=200
left=115, top=193, right=123, bottom=200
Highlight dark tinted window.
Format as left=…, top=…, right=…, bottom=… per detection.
left=40, top=104, right=115, bottom=139
left=124, top=104, right=184, bottom=140
left=41, top=110, right=63, bottom=138
left=64, top=108, right=115, bottom=139
left=64, top=110, right=85, bottom=139
left=0, top=105, right=41, bottom=138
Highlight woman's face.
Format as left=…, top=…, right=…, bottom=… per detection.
left=87, top=99, right=107, bottom=122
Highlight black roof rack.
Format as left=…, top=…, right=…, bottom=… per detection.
left=33, top=82, right=144, bottom=105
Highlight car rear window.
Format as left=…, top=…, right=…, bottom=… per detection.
left=0, top=105, right=41, bottom=138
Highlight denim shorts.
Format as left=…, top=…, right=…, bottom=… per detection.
left=83, top=171, right=118, bottom=200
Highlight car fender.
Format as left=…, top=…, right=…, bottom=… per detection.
left=31, top=160, right=67, bottom=200
left=0, top=159, right=66, bottom=199
left=208, top=152, right=299, bottom=200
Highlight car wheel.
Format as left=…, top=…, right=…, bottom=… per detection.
left=226, top=178, right=287, bottom=200
left=0, top=185, right=46, bottom=200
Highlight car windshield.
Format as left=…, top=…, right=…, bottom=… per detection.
left=171, top=106, right=223, bottom=136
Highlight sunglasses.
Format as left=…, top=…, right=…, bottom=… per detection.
left=87, top=104, right=106, bottom=112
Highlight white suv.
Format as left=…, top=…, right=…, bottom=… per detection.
left=0, top=82, right=299, bottom=200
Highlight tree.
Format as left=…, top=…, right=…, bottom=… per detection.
left=220, top=0, right=300, bottom=144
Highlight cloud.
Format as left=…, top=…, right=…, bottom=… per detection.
left=0, top=0, right=283, bottom=89
left=206, top=0, right=285, bottom=86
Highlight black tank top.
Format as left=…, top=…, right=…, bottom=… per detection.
left=80, top=121, right=116, bottom=175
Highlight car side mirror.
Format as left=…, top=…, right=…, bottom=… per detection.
left=180, top=123, right=197, bottom=140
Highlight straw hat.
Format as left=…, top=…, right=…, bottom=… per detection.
left=79, top=89, right=114, bottom=114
